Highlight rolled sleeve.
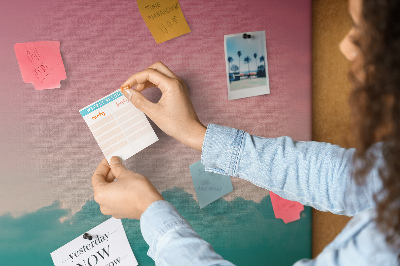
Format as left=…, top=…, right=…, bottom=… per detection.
left=201, top=123, right=245, bottom=176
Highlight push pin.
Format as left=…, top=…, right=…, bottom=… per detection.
left=83, top=233, right=95, bottom=241
left=121, top=85, right=130, bottom=92
left=243, top=33, right=252, bottom=39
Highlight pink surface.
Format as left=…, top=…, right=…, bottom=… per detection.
left=270, top=192, right=305, bottom=224
left=0, top=0, right=311, bottom=215
left=14, top=41, right=66, bottom=90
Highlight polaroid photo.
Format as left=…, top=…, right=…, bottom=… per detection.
left=224, top=30, right=270, bottom=100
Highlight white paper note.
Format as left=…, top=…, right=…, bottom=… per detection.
left=51, top=218, right=138, bottom=266
left=79, top=89, right=158, bottom=162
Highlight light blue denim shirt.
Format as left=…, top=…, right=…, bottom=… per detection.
left=140, top=124, right=399, bottom=265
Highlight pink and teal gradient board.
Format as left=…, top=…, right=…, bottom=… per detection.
left=0, top=0, right=312, bottom=265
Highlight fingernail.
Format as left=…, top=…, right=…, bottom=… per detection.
left=123, top=89, right=133, bottom=100
left=110, top=156, right=122, bottom=165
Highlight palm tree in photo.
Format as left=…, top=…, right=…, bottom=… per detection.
left=227, top=56, right=234, bottom=73
left=253, top=53, right=258, bottom=73
left=237, top=51, right=242, bottom=76
left=260, top=55, right=266, bottom=71
left=244, top=56, right=251, bottom=78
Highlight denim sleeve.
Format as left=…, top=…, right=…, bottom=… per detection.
left=140, top=200, right=235, bottom=266
left=201, top=124, right=382, bottom=216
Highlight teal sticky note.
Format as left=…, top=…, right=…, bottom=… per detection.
left=189, top=161, right=233, bottom=208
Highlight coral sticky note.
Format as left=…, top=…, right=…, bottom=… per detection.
left=137, top=0, right=191, bottom=44
left=14, top=41, right=66, bottom=90
left=270, top=192, right=304, bottom=224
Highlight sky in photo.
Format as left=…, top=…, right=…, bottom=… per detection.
left=226, top=31, right=267, bottom=73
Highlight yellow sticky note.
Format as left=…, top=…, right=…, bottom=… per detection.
left=137, top=0, right=191, bottom=44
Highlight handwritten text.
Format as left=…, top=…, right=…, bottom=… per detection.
left=116, top=98, right=129, bottom=108
left=147, top=3, right=180, bottom=20
left=92, top=112, right=105, bottom=120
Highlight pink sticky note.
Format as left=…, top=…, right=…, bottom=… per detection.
left=14, top=41, right=66, bottom=90
left=270, top=192, right=304, bottom=224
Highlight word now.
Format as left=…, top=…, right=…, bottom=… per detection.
left=76, top=245, right=110, bottom=266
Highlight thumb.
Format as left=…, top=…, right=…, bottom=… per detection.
left=92, top=158, right=111, bottom=189
left=109, top=156, right=128, bottom=178
left=122, top=89, right=155, bottom=116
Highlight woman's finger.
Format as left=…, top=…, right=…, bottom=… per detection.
left=135, top=81, right=156, bottom=92
left=120, top=68, right=173, bottom=93
left=147, top=61, right=177, bottom=79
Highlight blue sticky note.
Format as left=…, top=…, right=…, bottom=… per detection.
left=189, top=161, right=233, bottom=208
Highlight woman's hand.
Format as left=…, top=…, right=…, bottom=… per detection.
left=120, top=61, right=206, bottom=151
left=91, top=157, right=164, bottom=220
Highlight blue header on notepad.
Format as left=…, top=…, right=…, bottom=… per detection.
left=80, top=91, right=123, bottom=116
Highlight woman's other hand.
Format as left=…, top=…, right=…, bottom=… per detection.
left=120, top=61, right=206, bottom=151
left=91, top=157, right=164, bottom=219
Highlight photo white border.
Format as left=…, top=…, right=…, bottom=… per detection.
left=224, top=30, right=270, bottom=100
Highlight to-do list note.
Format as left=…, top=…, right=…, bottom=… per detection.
left=79, top=90, right=158, bottom=162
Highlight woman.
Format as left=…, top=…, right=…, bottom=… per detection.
left=91, top=0, right=400, bottom=264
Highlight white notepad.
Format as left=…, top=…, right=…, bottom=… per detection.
left=79, top=89, right=158, bottom=161
left=51, top=218, right=138, bottom=266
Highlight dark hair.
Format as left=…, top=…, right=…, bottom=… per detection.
left=350, top=0, right=400, bottom=251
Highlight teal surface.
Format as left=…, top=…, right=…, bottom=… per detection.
left=0, top=188, right=311, bottom=265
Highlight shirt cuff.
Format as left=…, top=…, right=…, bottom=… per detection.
left=201, top=123, right=245, bottom=176
left=140, top=200, right=192, bottom=260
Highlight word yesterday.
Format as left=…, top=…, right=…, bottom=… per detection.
left=69, top=233, right=109, bottom=260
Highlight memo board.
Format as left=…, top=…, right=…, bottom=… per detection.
left=0, top=0, right=312, bottom=265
